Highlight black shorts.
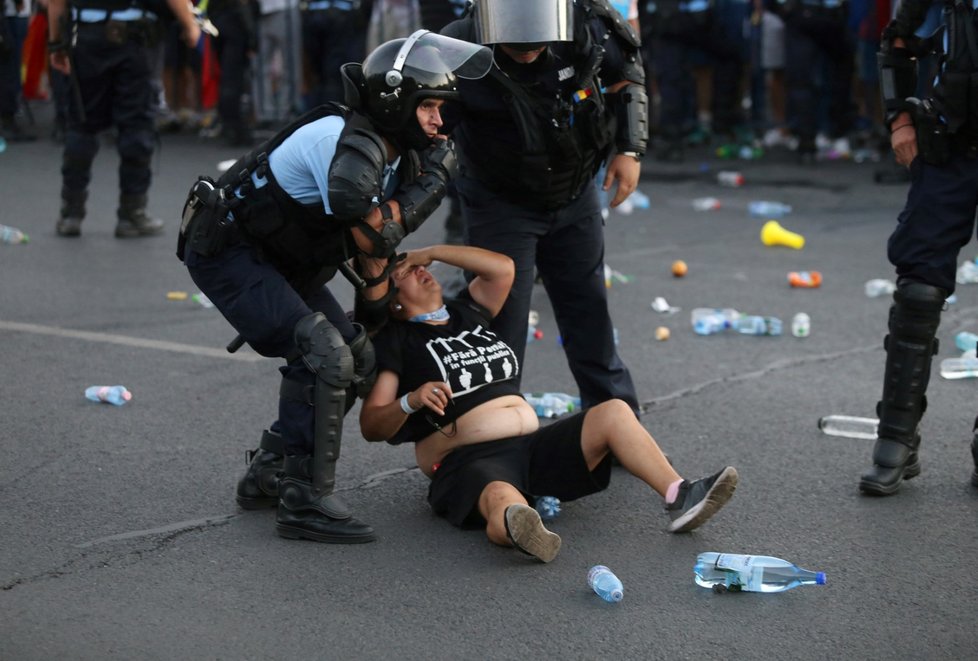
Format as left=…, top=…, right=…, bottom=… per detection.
left=427, top=411, right=612, bottom=528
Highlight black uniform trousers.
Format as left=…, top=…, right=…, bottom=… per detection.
left=653, top=15, right=743, bottom=139
left=185, top=241, right=357, bottom=456
left=62, top=22, right=156, bottom=196
left=889, top=154, right=978, bottom=294
left=783, top=10, right=854, bottom=144
left=457, top=174, right=640, bottom=415
left=210, top=8, right=253, bottom=138
left=301, top=7, right=366, bottom=108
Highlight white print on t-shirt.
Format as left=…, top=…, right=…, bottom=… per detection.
left=425, top=325, right=518, bottom=396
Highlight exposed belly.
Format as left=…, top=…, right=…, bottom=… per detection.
left=414, top=395, right=539, bottom=478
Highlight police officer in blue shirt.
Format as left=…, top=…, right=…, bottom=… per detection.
left=442, top=0, right=647, bottom=416
left=177, top=31, right=491, bottom=542
left=47, top=0, right=201, bottom=237
left=860, top=0, right=978, bottom=495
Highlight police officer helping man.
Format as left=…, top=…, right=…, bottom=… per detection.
left=177, top=31, right=492, bottom=542
left=860, top=0, right=978, bottom=495
left=47, top=0, right=200, bottom=237
left=442, top=0, right=648, bottom=415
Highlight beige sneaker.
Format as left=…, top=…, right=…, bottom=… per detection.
left=504, top=504, right=561, bottom=563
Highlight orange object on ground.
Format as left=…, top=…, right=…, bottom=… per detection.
left=788, top=271, right=823, bottom=288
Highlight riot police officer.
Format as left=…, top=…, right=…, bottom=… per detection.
left=771, top=0, right=855, bottom=161
left=642, top=0, right=745, bottom=162
left=300, top=0, right=373, bottom=110
left=442, top=0, right=647, bottom=415
left=47, top=0, right=200, bottom=237
left=178, top=31, right=491, bottom=542
left=860, top=0, right=978, bottom=495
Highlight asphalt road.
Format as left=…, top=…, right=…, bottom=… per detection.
left=2, top=109, right=977, bottom=660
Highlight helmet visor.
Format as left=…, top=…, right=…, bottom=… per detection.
left=396, top=30, right=493, bottom=81
left=474, top=0, right=573, bottom=45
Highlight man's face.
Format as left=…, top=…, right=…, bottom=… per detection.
left=416, top=98, right=446, bottom=139
left=499, top=44, right=547, bottom=64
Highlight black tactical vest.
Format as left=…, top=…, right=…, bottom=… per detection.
left=217, top=103, right=389, bottom=289
left=449, top=16, right=613, bottom=210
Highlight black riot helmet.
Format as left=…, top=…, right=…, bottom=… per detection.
left=341, top=30, right=492, bottom=150
left=473, top=0, right=573, bottom=48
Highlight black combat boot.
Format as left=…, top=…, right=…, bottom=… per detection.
left=860, top=282, right=945, bottom=496
left=56, top=189, right=87, bottom=237
left=116, top=193, right=165, bottom=238
left=276, top=455, right=375, bottom=543
left=235, top=429, right=285, bottom=510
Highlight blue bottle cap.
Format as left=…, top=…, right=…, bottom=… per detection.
left=816, top=572, right=827, bottom=585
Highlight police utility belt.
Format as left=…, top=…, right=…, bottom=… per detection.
left=178, top=176, right=239, bottom=261
left=72, top=8, right=159, bottom=45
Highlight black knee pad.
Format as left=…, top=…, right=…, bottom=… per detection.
left=294, top=312, right=354, bottom=388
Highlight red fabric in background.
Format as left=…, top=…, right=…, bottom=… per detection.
left=21, top=12, right=49, bottom=100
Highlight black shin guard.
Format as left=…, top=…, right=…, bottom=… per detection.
left=860, top=282, right=945, bottom=495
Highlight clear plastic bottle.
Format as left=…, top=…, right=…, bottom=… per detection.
left=628, top=189, right=651, bottom=209
left=535, top=496, right=561, bottom=521
left=955, top=331, right=978, bottom=353
left=0, top=224, right=29, bottom=245
left=526, top=324, right=543, bottom=343
left=733, top=315, right=783, bottom=336
left=739, top=145, right=764, bottom=160
left=817, top=415, right=878, bottom=439
left=940, top=356, right=978, bottom=380
left=864, top=279, right=897, bottom=298
left=587, top=565, right=624, bottom=603
left=523, top=392, right=581, bottom=419
left=748, top=201, right=792, bottom=218
left=717, top=171, right=744, bottom=187
left=85, top=385, right=133, bottom=406
left=791, top=312, right=811, bottom=338
left=691, top=197, right=721, bottom=211
left=691, top=308, right=739, bottom=336
left=192, top=292, right=215, bottom=308
left=694, top=552, right=825, bottom=593
left=956, top=260, right=978, bottom=285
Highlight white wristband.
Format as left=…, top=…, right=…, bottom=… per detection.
left=400, top=394, right=420, bottom=415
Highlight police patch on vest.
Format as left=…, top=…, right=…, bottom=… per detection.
left=425, top=326, right=518, bottom=396
left=558, top=66, right=576, bottom=81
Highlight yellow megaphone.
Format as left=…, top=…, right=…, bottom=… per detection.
left=760, top=220, right=805, bottom=250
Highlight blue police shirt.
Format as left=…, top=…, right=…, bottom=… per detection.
left=245, top=115, right=400, bottom=213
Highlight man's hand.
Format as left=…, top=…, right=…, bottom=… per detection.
left=49, top=50, right=71, bottom=75
left=181, top=19, right=202, bottom=49
left=603, top=154, right=640, bottom=208
left=391, top=248, right=435, bottom=279
left=419, top=138, right=458, bottom=181
left=890, top=111, right=917, bottom=167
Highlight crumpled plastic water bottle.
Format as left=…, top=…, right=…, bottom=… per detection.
left=535, top=496, right=561, bottom=521
left=85, top=385, right=133, bottom=406
left=956, top=260, right=978, bottom=285
left=864, top=279, right=897, bottom=298
left=523, top=392, right=581, bottom=419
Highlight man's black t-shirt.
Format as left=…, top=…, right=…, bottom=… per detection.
left=372, top=294, right=522, bottom=445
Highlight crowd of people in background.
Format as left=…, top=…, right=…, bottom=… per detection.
left=0, top=0, right=913, bottom=164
